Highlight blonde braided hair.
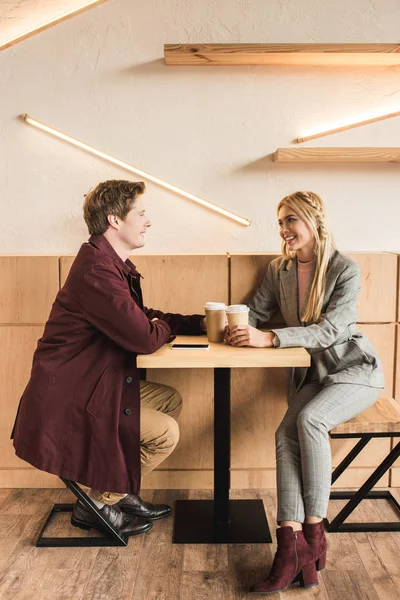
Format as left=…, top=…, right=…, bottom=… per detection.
left=277, top=191, right=335, bottom=323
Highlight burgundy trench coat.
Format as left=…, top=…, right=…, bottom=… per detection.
left=12, top=235, right=203, bottom=493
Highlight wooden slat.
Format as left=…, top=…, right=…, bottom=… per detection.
left=331, top=397, right=400, bottom=434
left=347, top=253, right=398, bottom=323
left=60, top=254, right=229, bottom=313
left=274, top=147, right=400, bottom=163
left=0, top=257, right=58, bottom=323
left=164, top=43, right=400, bottom=66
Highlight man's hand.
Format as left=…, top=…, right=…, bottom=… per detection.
left=226, top=325, right=275, bottom=348
left=201, top=316, right=207, bottom=332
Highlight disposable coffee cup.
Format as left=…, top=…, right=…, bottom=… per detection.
left=204, top=302, right=226, bottom=343
left=226, top=304, right=249, bottom=330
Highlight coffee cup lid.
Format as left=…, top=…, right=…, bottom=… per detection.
left=226, top=304, right=249, bottom=313
left=205, top=302, right=226, bottom=310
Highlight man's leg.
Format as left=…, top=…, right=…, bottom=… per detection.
left=275, top=383, right=322, bottom=525
left=139, top=380, right=182, bottom=477
left=115, top=380, right=182, bottom=520
left=297, top=383, right=382, bottom=519
left=89, top=381, right=182, bottom=499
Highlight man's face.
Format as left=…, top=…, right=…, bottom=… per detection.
left=118, top=195, right=152, bottom=250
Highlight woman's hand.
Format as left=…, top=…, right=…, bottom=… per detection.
left=226, top=325, right=275, bottom=348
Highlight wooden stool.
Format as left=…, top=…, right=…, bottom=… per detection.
left=327, top=397, right=400, bottom=533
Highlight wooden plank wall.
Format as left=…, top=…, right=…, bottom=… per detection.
left=0, top=252, right=398, bottom=490
left=0, top=257, right=61, bottom=488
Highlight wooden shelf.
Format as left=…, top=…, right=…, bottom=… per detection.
left=273, top=148, right=400, bottom=163
left=164, top=44, right=400, bottom=67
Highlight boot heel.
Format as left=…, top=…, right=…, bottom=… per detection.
left=298, top=563, right=318, bottom=588
left=316, top=551, right=327, bottom=571
left=71, top=518, right=91, bottom=531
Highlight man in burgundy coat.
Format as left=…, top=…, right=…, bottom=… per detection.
left=12, top=180, right=205, bottom=536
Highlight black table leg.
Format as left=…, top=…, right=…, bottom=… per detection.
left=173, top=368, right=272, bottom=544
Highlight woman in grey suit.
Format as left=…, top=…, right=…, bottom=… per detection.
left=226, top=191, right=384, bottom=594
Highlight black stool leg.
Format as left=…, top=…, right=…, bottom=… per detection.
left=36, top=478, right=128, bottom=547
left=327, top=441, right=400, bottom=532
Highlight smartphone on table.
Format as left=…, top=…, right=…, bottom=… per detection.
left=171, top=343, right=210, bottom=350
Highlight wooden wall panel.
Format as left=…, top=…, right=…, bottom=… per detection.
left=393, top=324, right=400, bottom=473
left=346, top=253, right=397, bottom=322
left=1, top=253, right=398, bottom=490
left=396, top=324, right=400, bottom=403
left=0, top=470, right=61, bottom=488
left=357, top=323, right=395, bottom=397
left=0, top=327, right=44, bottom=472
left=140, top=468, right=389, bottom=490
left=231, top=368, right=286, bottom=468
left=61, top=254, right=228, bottom=314
left=0, top=257, right=59, bottom=323
left=392, top=468, right=400, bottom=487
left=59, top=256, right=74, bottom=286
left=145, top=369, right=214, bottom=471
left=230, top=252, right=397, bottom=324
left=230, top=254, right=283, bottom=323
left=131, top=255, right=228, bottom=314
left=398, top=255, right=400, bottom=322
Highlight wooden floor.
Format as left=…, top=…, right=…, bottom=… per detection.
left=0, top=487, right=399, bottom=600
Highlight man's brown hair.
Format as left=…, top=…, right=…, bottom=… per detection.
left=83, top=180, right=146, bottom=235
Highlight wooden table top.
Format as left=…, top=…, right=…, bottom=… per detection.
left=137, top=335, right=310, bottom=369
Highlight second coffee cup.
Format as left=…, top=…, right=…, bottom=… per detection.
left=226, top=304, right=249, bottom=330
left=204, top=302, right=226, bottom=343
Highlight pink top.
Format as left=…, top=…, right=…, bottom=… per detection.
left=297, top=258, right=316, bottom=311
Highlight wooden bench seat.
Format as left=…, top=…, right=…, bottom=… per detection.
left=331, top=397, right=400, bottom=435
left=327, top=397, right=400, bottom=533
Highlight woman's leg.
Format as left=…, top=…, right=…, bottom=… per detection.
left=297, top=383, right=382, bottom=520
left=275, top=383, right=322, bottom=525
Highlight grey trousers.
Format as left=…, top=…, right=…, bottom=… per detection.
left=276, top=382, right=382, bottom=523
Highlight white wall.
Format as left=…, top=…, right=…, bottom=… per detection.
left=1, top=0, right=400, bottom=254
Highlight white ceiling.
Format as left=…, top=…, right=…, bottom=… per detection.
left=0, top=0, right=106, bottom=48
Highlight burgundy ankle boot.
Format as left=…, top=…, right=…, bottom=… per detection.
left=250, top=526, right=318, bottom=594
left=303, top=521, right=328, bottom=571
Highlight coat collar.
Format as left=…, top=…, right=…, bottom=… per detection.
left=88, top=235, right=139, bottom=277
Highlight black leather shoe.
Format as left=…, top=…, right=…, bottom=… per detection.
left=116, top=494, right=172, bottom=520
left=71, top=500, right=152, bottom=537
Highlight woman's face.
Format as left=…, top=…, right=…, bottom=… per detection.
left=278, top=205, right=315, bottom=255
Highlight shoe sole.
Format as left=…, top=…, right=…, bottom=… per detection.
left=118, top=510, right=172, bottom=522
left=71, top=517, right=153, bottom=537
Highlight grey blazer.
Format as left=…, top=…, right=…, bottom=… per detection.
left=249, top=250, right=384, bottom=390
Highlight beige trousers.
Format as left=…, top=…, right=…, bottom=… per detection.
left=91, top=380, right=182, bottom=506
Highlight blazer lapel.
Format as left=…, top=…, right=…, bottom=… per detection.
left=280, top=258, right=301, bottom=326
